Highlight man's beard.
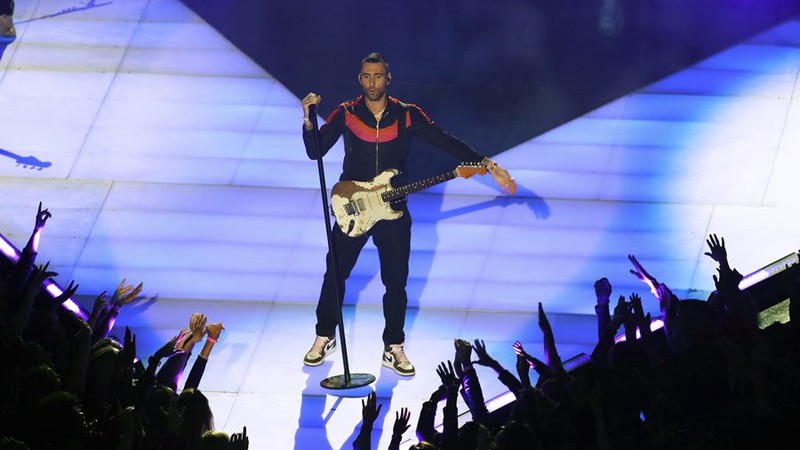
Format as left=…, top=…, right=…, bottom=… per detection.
left=363, top=87, right=385, bottom=101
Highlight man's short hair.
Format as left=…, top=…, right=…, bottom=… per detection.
left=361, top=52, right=389, bottom=72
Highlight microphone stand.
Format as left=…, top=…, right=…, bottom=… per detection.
left=308, top=104, right=376, bottom=390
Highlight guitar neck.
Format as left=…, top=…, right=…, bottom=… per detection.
left=382, top=169, right=457, bottom=202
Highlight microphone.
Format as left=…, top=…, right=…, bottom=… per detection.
left=308, top=103, right=317, bottom=117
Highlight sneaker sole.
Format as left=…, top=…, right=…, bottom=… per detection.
left=381, top=358, right=415, bottom=376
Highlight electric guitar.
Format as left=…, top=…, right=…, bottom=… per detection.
left=331, top=162, right=487, bottom=237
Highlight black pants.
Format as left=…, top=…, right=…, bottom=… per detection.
left=0, top=0, right=13, bottom=16
left=315, top=208, right=411, bottom=346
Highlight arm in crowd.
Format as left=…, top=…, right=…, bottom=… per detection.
left=537, top=302, right=566, bottom=377
left=6, top=202, right=50, bottom=303
left=416, top=384, right=446, bottom=445
left=184, top=321, right=223, bottom=391
left=91, top=279, right=143, bottom=344
left=453, top=338, right=491, bottom=427
left=704, top=234, right=759, bottom=338
left=387, top=407, right=411, bottom=450
left=352, top=391, right=382, bottom=450
left=6, top=262, right=55, bottom=339
left=436, top=360, right=462, bottom=450
left=472, top=338, right=522, bottom=396
left=156, top=313, right=206, bottom=391
left=594, top=277, right=612, bottom=344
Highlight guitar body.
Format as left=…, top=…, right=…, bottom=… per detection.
left=330, top=163, right=486, bottom=238
left=331, top=169, right=403, bottom=238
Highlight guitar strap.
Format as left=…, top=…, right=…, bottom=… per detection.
left=395, top=105, right=410, bottom=205
left=396, top=104, right=408, bottom=169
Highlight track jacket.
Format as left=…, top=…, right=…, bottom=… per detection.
left=303, top=95, right=484, bottom=184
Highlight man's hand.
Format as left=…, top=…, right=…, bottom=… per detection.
left=302, top=92, right=322, bottom=123
left=484, top=158, right=517, bottom=195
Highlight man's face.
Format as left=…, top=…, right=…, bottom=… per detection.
left=359, top=62, right=389, bottom=101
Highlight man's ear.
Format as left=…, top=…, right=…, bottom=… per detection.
left=387, top=73, right=392, bottom=84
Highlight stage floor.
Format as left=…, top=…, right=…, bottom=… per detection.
left=84, top=297, right=596, bottom=449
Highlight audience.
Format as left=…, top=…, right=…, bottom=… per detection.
left=0, top=203, right=247, bottom=450
left=351, top=234, right=800, bottom=449
left=4, top=202, right=800, bottom=449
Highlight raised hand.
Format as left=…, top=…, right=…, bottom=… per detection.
left=151, top=330, right=189, bottom=362
left=88, top=291, right=108, bottom=328
left=594, top=277, right=612, bottom=306
left=53, top=280, right=78, bottom=304
left=21, top=262, right=57, bottom=310
left=472, top=339, right=498, bottom=368
left=629, top=292, right=643, bottom=318
left=512, top=340, right=528, bottom=358
left=629, top=292, right=651, bottom=340
left=230, top=426, right=249, bottom=450
left=514, top=340, right=554, bottom=378
left=436, top=360, right=461, bottom=392
left=393, top=407, right=411, bottom=436
left=35, top=201, right=52, bottom=230
left=361, top=391, right=383, bottom=426
left=122, top=326, right=137, bottom=366
left=628, top=254, right=659, bottom=296
left=111, top=279, right=143, bottom=307
left=206, top=322, right=223, bottom=342
left=182, top=313, right=208, bottom=349
left=515, top=354, right=532, bottom=388
left=611, top=295, right=632, bottom=323
left=33, top=261, right=56, bottom=281
left=704, top=233, right=729, bottom=266
left=538, top=302, right=563, bottom=371
left=454, top=338, right=473, bottom=367
left=713, top=267, right=744, bottom=296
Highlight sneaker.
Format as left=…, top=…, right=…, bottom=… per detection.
left=382, top=343, right=415, bottom=376
left=0, top=15, right=15, bottom=39
left=303, top=335, right=336, bottom=366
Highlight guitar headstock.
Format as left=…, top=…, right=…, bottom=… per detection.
left=454, top=162, right=488, bottom=179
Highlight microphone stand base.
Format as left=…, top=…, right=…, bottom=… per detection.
left=320, top=373, right=376, bottom=390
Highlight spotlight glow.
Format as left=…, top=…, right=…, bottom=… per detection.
left=614, top=317, right=665, bottom=343
left=0, top=235, right=20, bottom=261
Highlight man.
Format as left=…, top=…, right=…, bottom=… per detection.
left=301, top=52, right=516, bottom=376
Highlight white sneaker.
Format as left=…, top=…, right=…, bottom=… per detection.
left=382, top=343, right=415, bottom=376
left=303, top=335, right=336, bottom=366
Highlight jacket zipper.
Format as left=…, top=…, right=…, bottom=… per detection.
left=375, top=112, right=381, bottom=175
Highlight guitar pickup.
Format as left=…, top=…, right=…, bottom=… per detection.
left=344, top=201, right=357, bottom=215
